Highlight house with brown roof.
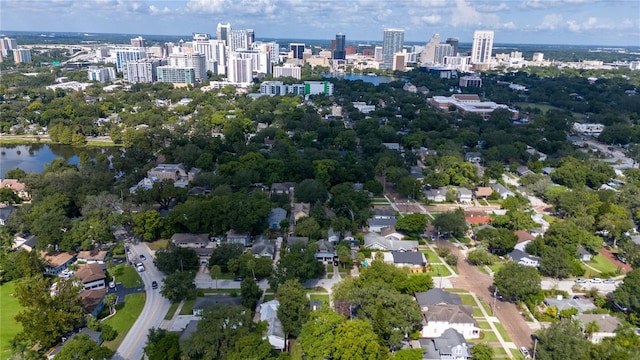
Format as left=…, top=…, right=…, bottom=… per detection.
left=474, top=187, right=493, bottom=199
left=76, top=250, right=109, bottom=264
left=0, top=179, right=30, bottom=200
left=514, top=230, right=535, bottom=243
left=75, top=263, right=106, bottom=290
left=81, top=288, right=107, bottom=317
left=41, top=251, right=76, bottom=276
left=292, top=203, right=311, bottom=223
left=421, top=304, right=480, bottom=339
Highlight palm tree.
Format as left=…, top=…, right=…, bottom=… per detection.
left=584, top=320, right=600, bottom=340
left=104, top=293, right=117, bottom=315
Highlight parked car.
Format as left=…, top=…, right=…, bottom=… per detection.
left=604, top=279, right=616, bottom=284
left=520, top=346, right=530, bottom=359
left=234, top=277, right=243, bottom=282
left=575, top=278, right=586, bottom=283
left=151, top=281, right=158, bottom=289
left=139, top=254, right=146, bottom=261
left=109, top=281, right=116, bottom=289
left=616, top=254, right=627, bottom=264
left=590, top=278, right=602, bottom=283
left=136, top=263, right=144, bottom=272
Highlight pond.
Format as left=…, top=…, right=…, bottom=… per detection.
left=324, top=73, right=402, bottom=85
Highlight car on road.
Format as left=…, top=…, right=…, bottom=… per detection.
left=136, top=263, right=145, bottom=272
left=590, top=278, right=602, bottom=283
left=603, top=279, right=616, bottom=284
left=520, top=346, right=530, bottom=359
left=151, top=281, right=158, bottom=289
left=234, top=277, right=243, bottom=282
left=575, top=278, right=586, bottom=283
left=139, top=254, right=146, bottom=261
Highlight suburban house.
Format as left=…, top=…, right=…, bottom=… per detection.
left=465, top=212, right=491, bottom=226
left=457, top=188, right=473, bottom=203
left=490, top=183, right=515, bottom=199
left=129, top=164, right=200, bottom=192
left=171, top=233, right=211, bottom=248
left=192, top=295, right=243, bottom=316
left=12, top=233, right=37, bottom=251
left=384, top=251, right=427, bottom=272
left=514, top=230, right=535, bottom=243
left=226, top=230, right=251, bottom=247
left=573, top=314, right=622, bottom=344
left=267, top=208, right=288, bottom=230
left=577, top=246, right=592, bottom=262
left=47, top=328, right=103, bottom=359
left=287, top=236, right=309, bottom=250
left=81, top=288, right=107, bottom=317
left=75, top=263, right=106, bottom=290
left=464, top=152, right=482, bottom=164
left=516, top=166, right=534, bottom=176
left=425, top=187, right=447, bottom=203
left=419, top=328, right=471, bottom=360
left=508, top=249, right=540, bottom=267
left=544, top=295, right=596, bottom=314
left=421, top=304, right=480, bottom=339
left=367, top=217, right=397, bottom=233
left=364, top=232, right=419, bottom=251
left=0, top=179, right=30, bottom=200
left=42, top=251, right=76, bottom=276
left=314, top=239, right=337, bottom=263
left=415, top=288, right=463, bottom=312
left=411, top=166, right=425, bottom=181
left=327, top=228, right=341, bottom=244
left=292, top=203, right=311, bottom=223
left=0, top=205, right=15, bottom=226
left=252, top=236, right=276, bottom=259
left=373, top=209, right=396, bottom=219
left=270, top=182, right=296, bottom=196
left=76, top=250, right=109, bottom=264
left=260, top=300, right=286, bottom=350
left=474, top=187, right=493, bottom=199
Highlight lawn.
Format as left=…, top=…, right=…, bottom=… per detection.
left=459, top=294, right=476, bottom=306
left=102, top=293, right=146, bottom=351
left=0, top=282, right=22, bottom=359
left=109, top=264, right=143, bottom=288
left=477, top=321, right=491, bottom=330
left=180, top=299, right=196, bottom=315
left=587, top=254, right=620, bottom=274
left=481, top=330, right=499, bottom=342
left=147, top=239, right=170, bottom=251
left=488, top=263, right=505, bottom=274
left=164, top=302, right=180, bottom=320
left=494, top=322, right=512, bottom=342
left=263, top=294, right=275, bottom=302
left=425, top=264, right=452, bottom=277
left=309, top=294, right=330, bottom=307
left=421, top=250, right=441, bottom=263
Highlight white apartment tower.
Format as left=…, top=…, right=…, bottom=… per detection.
left=192, top=33, right=227, bottom=75
left=471, top=30, right=494, bottom=64
left=87, top=66, right=117, bottom=82
left=273, top=64, right=301, bottom=80
left=230, top=29, right=253, bottom=52
left=421, top=34, right=440, bottom=65
left=382, top=28, right=404, bottom=69
left=115, top=47, right=147, bottom=71
left=0, top=37, right=17, bottom=56
left=169, top=53, right=207, bottom=82
left=227, top=52, right=254, bottom=84
left=216, top=23, right=231, bottom=45
left=13, top=49, right=31, bottom=63
left=123, top=59, right=161, bottom=83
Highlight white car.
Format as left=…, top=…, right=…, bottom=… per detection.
left=574, top=278, right=586, bottom=283
left=520, top=346, right=530, bottom=359
left=590, top=278, right=602, bottom=283
left=109, top=281, right=116, bottom=289
left=603, top=279, right=616, bottom=284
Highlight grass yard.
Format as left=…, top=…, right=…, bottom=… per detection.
left=587, top=254, right=620, bottom=274
left=421, top=250, right=441, bottom=263
left=0, top=282, right=22, bottom=359
left=147, top=239, right=170, bottom=251
left=481, top=330, right=499, bottom=342
left=488, top=263, right=505, bottom=274
left=305, top=287, right=327, bottom=293
left=102, top=293, right=146, bottom=351
left=477, top=321, right=491, bottom=330
left=179, top=299, right=196, bottom=315
left=164, top=302, right=180, bottom=320
left=494, top=322, right=512, bottom=342
left=263, top=294, right=275, bottom=302
left=425, top=264, right=452, bottom=277
left=581, top=267, right=600, bottom=278
left=109, top=264, right=143, bottom=288
left=198, top=289, right=234, bottom=294
left=473, top=307, right=484, bottom=317
left=459, top=294, right=476, bottom=306
left=309, top=294, right=330, bottom=307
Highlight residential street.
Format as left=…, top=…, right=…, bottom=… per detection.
left=112, top=243, right=171, bottom=360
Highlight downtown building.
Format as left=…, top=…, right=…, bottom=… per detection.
left=216, top=23, right=231, bottom=45
left=0, top=37, right=17, bottom=56
left=382, top=28, right=404, bottom=69
left=123, top=59, right=163, bottom=83
left=471, top=30, right=494, bottom=65
left=156, top=66, right=196, bottom=85
left=192, top=33, right=227, bottom=75
left=87, top=66, right=116, bottom=82
left=289, top=43, right=305, bottom=60
left=260, top=80, right=334, bottom=96
left=273, top=64, right=301, bottom=80
left=333, top=33, right=346, bottom=60
left=13, top=48, right=32, bottom=63
left=169, top=52, right=207, bottom=82
left=114, top=47, right=147, bottom=72
left=230, top=29, right=254, bottom=52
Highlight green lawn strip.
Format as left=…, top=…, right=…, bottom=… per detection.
left=488, top=263, right=505, bottom=274
left=102, top=293, right=146, bottom=351
left=459, top=294, right=476, bottom=306
left=581, top=266, right=599, bottom=278
left=447, top=288, right=470, bottom=293
left=421, top=250, right=441, bottom=263
left=198, top=289, right=234, bottom=294
left=305, top=287, right=327, bottom=293
left=587, top=254, right=619, bottom=274
left=477, top=321, right=491, bottom=330
left=481, top=330, right=499, bottom=342
left=164, top=302, right=180, bottom=320
left=511, top=348, right=526, bottom=359
left=479, top=299, right=492, bottom=315
left=478, top=266, right=490, bottom=275
left=309, top=294, right=330, bottom=306
left=472, top=307, right=484, bottom=317
left=493, top=322, right=512, bottom=342
left=0, top=282, right=22, bottom=359
left=263, top=294, right=275, bottom=302
left=493, top=347, right=508, bottom=355
left=325, top=264, right=334, bottom=273
left=147, top=239, right=170, bottom=251
left=109, top=264, right=143, bottom=288
left=425, top=264, right=452, bottom=277
left=179, top=299, right=196, bottom=315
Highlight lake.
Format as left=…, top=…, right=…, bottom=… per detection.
left=0, top=144, right=81, bottom=177
left=324, top=73, right=401, bottom=85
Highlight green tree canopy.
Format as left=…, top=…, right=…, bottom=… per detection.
left=160, top=271, right=196, bottom=303
left=395, top=213, right=428, bottom=237
left=144, top=328, right=181, bottom=360
left=276, top=279, right=310, bottom=338
left=493, top=262, right=541, bottom=300
left=53, top=334, right=114, bottom=360
left=535, top=320, right=592, bottom=360
left=153, top=243, right=199, bottom=275
left=613, top=268, right=640, bottom=315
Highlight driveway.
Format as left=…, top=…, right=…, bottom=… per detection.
left=112, top=243, right=171, bottom=360
left=107, top=283, right=145, bottom=305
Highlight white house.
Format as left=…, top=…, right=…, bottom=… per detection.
left=490, top=183, right=514, bottom=199
left=425, top=187, right=448, bottom=202
left=457, top=188, right=473, bottom=203
left=75, top=263, right=106, bottom=290
left=573, top=314, right=622, bottom=344
left=260, top=300, right=286, bottom=350
left=421, top=304, right=480, bottom=339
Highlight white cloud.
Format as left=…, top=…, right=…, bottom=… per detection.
left=451, top=0, right=499, bottom=27
left=520, top=0, right=600, bottom=9
left=477, top=2, right=510, bottom=12
left=538, top=13, right=563, bottom=30
left=414, top=14, right=442, bottom=25
left=185, top=0, right=228, bottom=14
left=502, top=21, right=516, bottom=29
left=149, top=5, right=171, bottom=15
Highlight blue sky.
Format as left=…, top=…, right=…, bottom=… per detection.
left=1, top=0, right=639, bottom=46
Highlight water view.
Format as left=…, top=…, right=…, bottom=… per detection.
left=0, top=144, right=81, bottom=177
left=324, top=73, right=401, bottom=85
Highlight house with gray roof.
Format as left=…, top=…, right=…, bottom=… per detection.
left=490, top=183, right=514, bottom=199
left=171, top=233, right=211, bottom=248
left=421, top=304, right=480, bottom=339
left=368, top=217, right=397, bottom=232
left=415, top=289, right=462, bottom=311
left=287, top=236, right=309, bottom=249
left=425, top=187, right=447, bottom=203
left=314, top=239, right=337, bottom=263
left=419, top=328, right=471, bottom=360
left=573, top=314, right=622, bottom=344
left=260, top=300, right=285, bottom=350
left=364, top=232, right=419, bottom=251
left=508, top=249, right=540, bottom=267
left=457, top=188, right=473, bottom=203
left=192, top=295, right=243, bottom=316
left=384, top=251, right=427, bottom=271
left=226, top=230, right=251, bottom=247
left=544, top=296, right=596, bottom=314
left=267, top=207, right=287, bottom=230
left=270, top=182, right=296, bottom=196
left=252, top=237, right=276, bottom=259
left=464, top=152, right=482, bottom=164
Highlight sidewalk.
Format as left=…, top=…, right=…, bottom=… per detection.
left=470, top=292, right=517, bottom=359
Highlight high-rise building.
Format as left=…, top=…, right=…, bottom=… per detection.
left=446, top=37, right=459, bottom=55
left=421, top=34, right=440, bottom=65
left=289, top=43, right=305, bottom=59
left=87, top=66, right=117, bottom=82
left=532, top=52, right=544, bottom=62
left=123, top=59, right=162, bottom=83
left=169, top=52, right=207, bottom=82
left=434, top=44, right=454, bottom=64
left=130, top=36, right=146, bottom=48
left=247, top=29, right=255, bottom=44
left=382, top=28, right=404, bottom=69
left=216, top=23, right=231, bottom=45
left=157, top=66, right=196, bottom=84
left=192, top=33, right=227, bottom=74
left=115, top=47, right=147, bottom=72
left=374, top=46, right=383, bottom=61
left=0, top=37, right=17, bottom=56
left=230, top=29, right=253, bottom=51
left=471, top=30, right=494, bottom=64
left=273, top=64, right=301, bottom=80
left=333, top=33, right=346, bottom=60
left=13, top=49, right=31, bottom=63
left=392, top=52, right=405, bottom=71
left=252, top=41, right=279, bottom=64
left=227, top=52, right=254, bottom=84
left=233, top=50, right=270, bottom=75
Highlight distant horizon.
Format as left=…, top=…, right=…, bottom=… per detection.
left=2, top=29, right=639, bottom=49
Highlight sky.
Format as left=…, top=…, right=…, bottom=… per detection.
left=1, top=0, right=639, bottom=46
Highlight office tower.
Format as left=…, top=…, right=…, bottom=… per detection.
left=434, top=44, right=454, bottom=64
left=13, top=49, right=32, bottom=63
left=532, top=52, right=544, bottom=62
left=289, top=43, right=305, bottom=59
left=156, top=66, right=196, bottom=84
left=192, top=33, right=227, bottom=74
left=374, top=46, right=383, bottom=61
left=333, top=33, right=346, bottom=60
left=227, top=52, right=254, bottom=84
left=87, top=66, right=116, bottom=82
left=216, top=22, right=231, bottom=45
left=146, top=46, right=163, bottom=58
left=421, top=34, right=440, bottom=65
left=247, top=29, right=255, bottom=44
left=230, top=29, right=252, bottom=51
left=115, top=47, right=146, bottom=71
left=233, top=50, right=270, bottom=75
left=123, top=59, right=161, bottom=83
left=446, top=37, right=459, bottom=55
left=273, top=64, right=301, bottom=80
left=382, top=28, right=404, bottom=69
left=130, top=36, right=146, bottom=48
left=169, top=52, right=207, bottom=81
left=471, top=30, right=494, bottom=64
left=392, top=52, right=405, bottom=71
left=252, top=41, right=279, bottom=64
left=0, top=37, right=17, bottom=56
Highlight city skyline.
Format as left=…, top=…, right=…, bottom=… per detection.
left=1, top=0, right=639, bottom=46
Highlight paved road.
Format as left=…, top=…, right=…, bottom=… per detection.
left=112, top=243, right=170, bottom=360
left=541, top=279, right=620, bottom=294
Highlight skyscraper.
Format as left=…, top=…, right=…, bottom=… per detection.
left=333, top=33, right=346, bottom=60
left=230, top=30, right=250, bottom=51
left=471, top=31, right=494, bottom=64
left=216, top=23, right=231, bottom=45
left=289, top=43, right=305, bottom=59
left=131, top=36, right=146, bottom=48
left=382, top=28, right=404, bottom=69
left=446, top=37, right=459, bottom=55
left=114, top=47, right=146, bottom=72
left=420, top=33, right=440, bottom=65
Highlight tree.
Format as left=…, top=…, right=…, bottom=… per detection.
left=493, top=262, right=541, bottom=300
left=470, top=343, right=495, bottom=360
left=475, top=227, right=517, bottom=255
left=294, top=217, right=322, bottom=240
left=613, top=268, right=640, bottom=315
left=133, top=210, right=163, bottom=241
left=391, top=349, right=423, bottom=360
left=144, top=328, right=182, bottom=360
left=154, top=243, right=199, bottom=274
left=104, top=293, right=117, bottom=315
left=395, top=213, right=428, bottom=237
left=299, top=310, right=347, bottom=360
left=540, top=247, right=573, bottom=279
left=136, top=179, right=187, bottom=210
left=337, top=244, right=351, bottom=268
left=271, top=243, right=325, bottom=288
left=5, top=168, right=27, bottom=180
left=161, top=271, right=196, bottom=303
left=53, top=334, right=114, bottom=360
left=584, top=321, right=600, bottom=338
left=209, top=243, right=245, bottom=273
left=535, top=320, right=592, bottom=360
left=277, top=279, right=310, bottom=341
left=15, top=275, right=84, bottom=349
left=432, top=209, right=468, bottom=238
left=240, top=277, right=262, bottom=311
left=211, top=265, right=221, bottom=289
left=332, top=319, right=387, bottom=360
left=295, top=179, right=328, bottom=203
left=467, top=248, right=495, bottom=266
left=0, top=187, right=21, bottom=204
left=227, top=334, right=277, bottom=360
